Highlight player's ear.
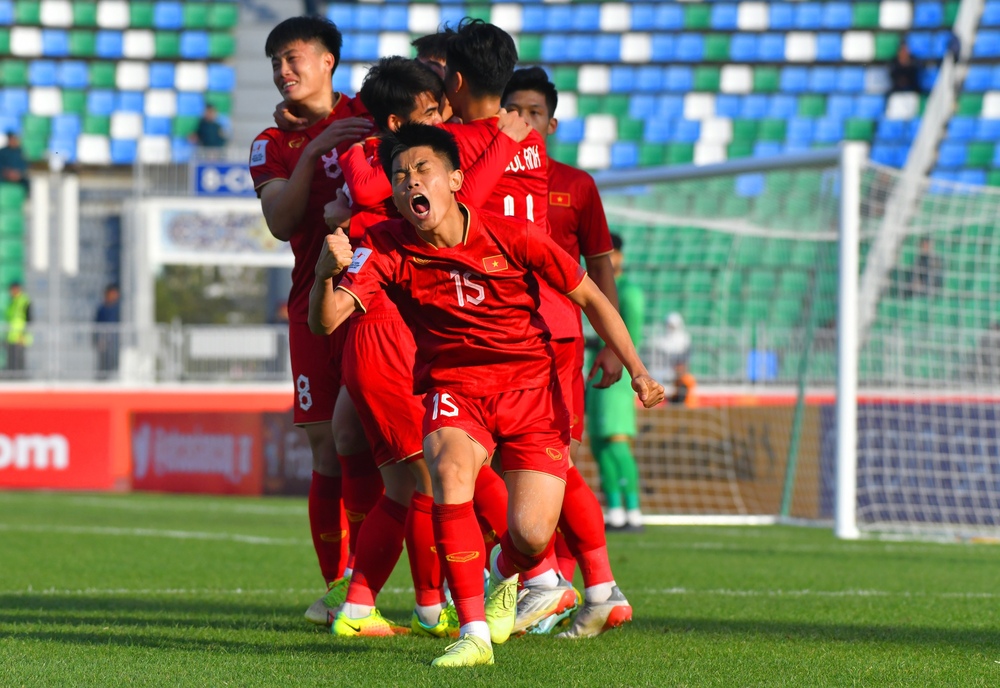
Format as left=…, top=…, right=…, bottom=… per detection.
left=449, top=167, right=464, bottom=193
left=547, top=118, right=558, bottom=136
left=387, top=114, right=403, bottom=132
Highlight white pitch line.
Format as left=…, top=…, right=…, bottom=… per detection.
left=57, top=496, right=306, bottom=517
left=644, top=587, right=1000, bottom=599
left=0, top=523, right=308, bottom=546
left=0, top=587, right=414, bottom=597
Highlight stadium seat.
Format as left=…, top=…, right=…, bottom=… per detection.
left=665, top=66, right=693, bottom=92
left=143, top=116, right=172, bottom=137
left=823, top=2, right=853, bottom=29
left=711, top=3, right=739, bottom=30
left=814, top=117, right=845, bottom=143
left=629, top=95, right=657, bottom=120
left=780, top=67, right=809, bottom=93
left=914, top=2, right=945, bottom=28
left=767, top=94, right=798, bottom=118
left=57, top=60, right=88, bottom=89
left=28, top=61, right=57, bottom=87
left=983, top=1, right=1000, bottom=25
left=795, top=3, right=824, bottom=29
left=843, top=31, right=875, bottom=62
left=177, top=92, right=205, bottom=117
left=573, top=4, right=601, bottom=31
left=974, top=31, right=1000, bottom=58
left=810, top=67, right=838, bottom=92
left=611, top=142, right=639, bottom=168
left=827, top=94, right=854, bottom=118
left=41, top=29, right=69, bottom=56
left=838, top=67, right=866, bottom=92
left=974, top=119, right=1000, bottom=141
left=86, top=90, right=115, bottom=116
left=149, top=63, right=175, bottom=89
left=115, top=91, right=144, bottom=114
left=816, top=33, right=842, bottom=61
left=95, top=30, right=123, bottom=58
left=759, top=33, right=785, bottom=61
left=740, top=94, right=769, bottom=118
left=946, top=117, right=977, bottom=142
left=937, top=142, right=966, bottom=168
left=110, top=138, right=137, bottom=164
left=154, top=2, right=184, bottom=30
left=180, top=31, right=209, bottom=59
left=656, top=95, right=685, bottom=119
left=965, top=65, right=993, bottom=92
left=730, top=34, right=758, bottom=62
left=676, top=34, right=704, bottom=61
left=635, top=66, right=665, bottom=92
left=787, top=117, right=814, bottom=145
left=123, top=29, right=155, bottom=59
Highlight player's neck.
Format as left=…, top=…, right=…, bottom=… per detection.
left=460, top=96, right=503, bottom=122
left=291, top=90, right=339, bottom=127
left=416, top=203, right=467, bottom=248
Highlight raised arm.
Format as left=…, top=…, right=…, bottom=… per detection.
left=341, top=140, right=393, bottom=208
left=457, top=109, right=530, bottom=206
left=308, top=229, right=361, bottom=334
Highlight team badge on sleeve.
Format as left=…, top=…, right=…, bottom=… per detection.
left=250, top=140, right=268, bottom=166
left=347, top=248, right=372, bottom=274
left=550, top=191, right=571, bottom=207
left=483, top=255, right=508, bottom=272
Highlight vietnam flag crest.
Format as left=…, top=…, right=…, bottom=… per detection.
left=483, top=254, right=508, bottom=272
left=550, top=191, right=571, bottom=207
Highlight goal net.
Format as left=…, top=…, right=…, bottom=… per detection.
left=582, top=147, right=1000, bottom=536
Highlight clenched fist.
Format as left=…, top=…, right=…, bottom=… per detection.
left=315, top=227, right=355, bottom=280
left=632, top=374, right=666, bottom=408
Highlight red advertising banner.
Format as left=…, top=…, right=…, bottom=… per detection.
left=0, top=408, right=113, bottom=490
left=131, top=412, right=264, bottom=495
left=262, top=412, right=312, bottom=496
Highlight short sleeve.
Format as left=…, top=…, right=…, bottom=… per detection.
left=335, top=230, right=396, bottom=311
left=249, top=131, right=287, bottom=194
left=523, top=222, right=587, bottom=295
left=577, top=175, right=614, bottom=258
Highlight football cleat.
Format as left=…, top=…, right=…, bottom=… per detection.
left=556, top=585, right=633, bottom=639
left=526, top=577, right=582, bottom=635
left=304, top=575, right=351, bottom=626
left=331, top=608, right=411, bottom=637
left=430, top=634, right=494, bottom=668
left=484, top=545, right=518, bottom=645
left=512, top=580, right=579, bottom=636
left=411, top=602, right=460, bottom=639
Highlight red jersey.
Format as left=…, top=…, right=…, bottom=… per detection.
left=337, top=204, right=586, bottom=397
left=249, top=93, right=370, bottom=323
left=547, top=159, right=614, bottom=338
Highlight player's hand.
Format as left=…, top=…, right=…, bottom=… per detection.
left=315, top=227, right=354, bottom=279
left=273, top=100, right=309, bottom=131
left=496, top=107, right=532, bottom=143
left=587, top=347, right=624, bottom=388
left=324, top=188, right=352, bottom=230
left=632, top=374, right=666, bottom=408
left=306, top=117, right=373, bottom=158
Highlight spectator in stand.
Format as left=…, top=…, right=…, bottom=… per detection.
left=190, top=104, right=228, bottom=148
left=4, top=281, right=31, bottom=376
left=0, top=132, right=29, bottom=189
left=889, top=44, right=923, bottom=93
left=905, top=237, right=943, bottom=298
left=93, top=283, right=121, bottom=380
left=652, top=312, right=696, bottom=405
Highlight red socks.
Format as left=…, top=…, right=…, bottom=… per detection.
left=406, top=491, right=446, bottom=606
left=308, top=471, right=348, bottom=584
left=558, top=466, right=614, bottom=587
left=344, top=495, right=408, bottom=606
left=554, top=529, right=577, bottom=582
left=338, top=452, right=384, bottom=553
left=433, top=501, right=487, bottom=624
left=472, top=466, right=508, bottom=553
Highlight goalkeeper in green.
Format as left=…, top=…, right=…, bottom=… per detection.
left=585, top=234, right=645, bottom=531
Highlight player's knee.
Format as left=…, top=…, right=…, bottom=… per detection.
left=303, top=425, right=339, bottom=475
left=332, top=419, right=367, bottom=456
left=508, top=524, right=551, bottom=557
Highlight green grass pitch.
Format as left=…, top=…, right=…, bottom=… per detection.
left=1, top=491, right=999, bottom=687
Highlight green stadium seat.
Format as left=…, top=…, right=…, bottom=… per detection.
left=577, top=95, right=601, bottom=117
left=732, top=119, right=758, bottom=142
left=617, top=118, right=645, bottom=142
left=209, top=33, right=236, bottom=59
left=779, top=270, right=809, bottom=294
left=744, top=298, right=770, bottom=322
left=0, top=264, right=25, bottom=288
left=205, top=92, right=232, bottom=114
left=90, top=62, right=116, bottom=88
left=763, top=239, right=794, bottom=266
left=845, top=118, right=874, bottom=140
left=0, top=240, right=24, bottom=263
left=704, top=35, right=730, bottom=62
left=638, top=143, right=666, bottom=166
left=16, top=1, right=41, bottom=25
left=73, top=1, right=98, bottom=26
left=967, top=142, right=993, bottom=167
left=722, top=195, right=750, bottom=217
left=956, top=93, right=983, bottom=116
left=156, top=32, right=180, bottom=58
left=83, top=115, right=111, bottom=135
left=758, top=118, right=786, bottom=142
left=945, top=1, right=959, bottom=25
left=69, top=30, right=96, bottom=56
left=0, top=214, right=24, bottom=238
left=790, top=243, right=819, bottom=266
left=62, top=89, right=86, bottom=115
left=667, top=144, right=694, bottom=164
left=131, top=2, right=155, bottom=28
left=728, top=141, right=753, bottom=158
left=0, top=184, right=26, bottom=210
left=798, top=95, right=827, bottom=118
left=753, top=66, right=780, bottom=93
left=773, top=299, right=802, bottom=326
left=1, top=60, right=27, bottom=86
left=549, top=143, right=578, bottom=166
left=183, top=4, right=210, bottom=29
left=852, top=2, right=880, bottom=28
left=208, top=4, right=240, bottom=30
left=551, top=66, right=577, bottom=93
left=735, top=237, right=767, bottom=266
left=602, top=95, right=630, bottom=118
left=874, top=33, right=901, bottom=60
left=518, top=34, right=542, bottom=62
left=693, top=66, right=721, bottom=92
left=748, top=269, right=776, bottom=295
left=22, top=136, right=46, bottom=162
left=23, top=115, right=50, bottom=138
left=685, top=4, right=711, bottom=29
left=683, top=268, right=715, bottom=295
left=171, top=115, right=199, bottom=137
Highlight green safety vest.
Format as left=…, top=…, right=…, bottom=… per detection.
left=6, top=292, right=31, bottom=345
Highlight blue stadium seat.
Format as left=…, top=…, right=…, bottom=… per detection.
left=540, top=35, right=568, bottom=62
left=634, top=66, right=665, bottom=92
left=992, top=66, right=1000, bottom=90
left=993, top=144, right=1000, bottom=166
left=810, top=67, right=838, bottom=92
left=42, top=29, right=69, bottom=57
left=440, top=6, right=467, bottom=26
left=95, top=31, right=124, bottom=58
left=327, top=4, right=354, bottom=29
left=149, top=63, right=175, bottom=89
left=975, top=119, right=1000, bottom=140
left=837, top=67, right=866, bottom=93
left=736, top=173, right=765, bottom=197
left=522, top=6, right=546, bottom=30
left=2, top=89, right=28, bottom=115
left=827, top=95, right=854, bottom=118
left=787, top=118, right=814, bottom=145
left=871, top=144, right=907, bottom=167
left=110, top=139, right=137, bottom=165
left=784, top=140, right=811, bottom=153
left=154, top=2, right=184, bottom=29
left=644, top=118, right=673, bottom=143
left=352, top=33, right=378, bottom=61
left=913, top=3, right=945, bottom=28
left=332, top=67, right=351, bottom=93
left=555, top=119, right=584, bottom=143
left=630, top=4, right=656, bottom=30
left=766, top=94, right=798, bottom=118
left=769, top=3, right=795, bottom=30
left=907, top=32, right=934, bottom=59
left=177, top=92, right=205, bottom=117
left=814, top=118, right=844, bottom=143
left=116, top=91, right=144, bottom=113
left=711, top=3, right=739, bottom=30
left=144, top=117, right=172, bottom=136
left=0, top=115, right=18, bottom=136
left=823, top=2, right=853, bottom=29
left=609, top=66, right=635, bottom=93
left=656, top=95, right=685, bottom=118
left=380, top=5, right=408, bottom=31
left=0, top=0, right=12, bottom=25
left=856, top=95, right=886, bottom=119
left=566, top=36, right=592, bottom=61
left=611, top=142, right=639, bottom=168
left=876, top=119, right=907, bottom=143
left=665, top=66, right=693, bottom=92
left=937, top=142, right=966, bottom=168
left=946, top=117, right=977, bottom=141
left=629, top=95, right=657, bottom=119
left=51, top=114, right=80, bottom=138
left=572, top=4, right=601, bottom=31
left=208, top=64, right=236, bottom=92
left=929, top=169, right=960, bottom=183
left=983, top=1, right=1000, bottom=26
left=753, top=141, right=783, bottom=157
left=816, top=33, right=841, bottom=61
left=29, top=61, right=58, bottom=87
left=715, top=95, right=741, bottom=118
left=740, top=94, right=769, bottom=118
left=920, top=67, right=938, bottom=91
left=958, top=169, right=987, bottom=185
left=651, top=35, right=684, bottom=63
left=654, top=3, right=685, bottom=30
left=676, top=34, right=704, bottom=61
left=58, top=61, right=88, bottom=89
left=730, top=34, right=758, bottom=62
left=759, top=34, right=786, bottom=61
left=931, top=31, right=953, bottom=58
left=172, top=136, right=194, bottom=163
left=48, top=135, right=76, bottom=161
left=672, top=119, right=701, bottom=143
left=594, top=35, right=621, bottom=62
left=180, top=31, right=210, bottom=59
left=546, top=5, right=573, bottom=32
left=974, top=31, right=1000, bottom=58
left=965, top=65, right=993, bottom=91
left=86, top=90, right=115, bottom=116
left=794, top=2, right=824, bottom=29
left=354, top=5, right=380, bottom=30
left=780, top=67, right=809, bottom=93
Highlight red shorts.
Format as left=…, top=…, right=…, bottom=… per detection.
left=552, top=337, right=585, bottom=443
left=342, top=311, right=425, bottom=467
left=422, top=386, right=571, bottom=481
left=288, top=320, right=345, bottom=426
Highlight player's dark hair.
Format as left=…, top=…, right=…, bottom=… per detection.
left=411, top=29, right=455, bottom=62
left=502, top=67, right=558, bottom=119
left=378, top=123, right=461, bottom=180
left=264, top=16, right=342, bottom=69
left=359, top=57, right=445, bottom=131
left=445, top=19, right=517, bottom=98
left=611, top=233, right=623, bottom=252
